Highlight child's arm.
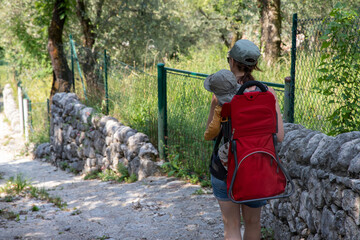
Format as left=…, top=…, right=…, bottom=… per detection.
left=204, top=105, right=222, bottom=141
left=206, top=94, right=218, bottom=128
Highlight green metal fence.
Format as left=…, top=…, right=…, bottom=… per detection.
left=29, top=101, right=50, bottom=140
left=106, top=56, right=158, bottom=146
left=68, top=37, right=159, bottom=146
left=157, top=64, right=287, bottom=175
left=69, top=35, right=102, bottom=105
left=66, top=37, right=288, bottom=176
left=15, top=78, right=50, bottom=142
left=290, top=14, right=360, bottom=133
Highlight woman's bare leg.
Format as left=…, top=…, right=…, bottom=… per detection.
left=218, top=200, right=242, bottom=240
left=241, top=205, right=261, bottom=240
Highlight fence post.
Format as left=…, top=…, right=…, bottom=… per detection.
left=23, top=98, right=29, bottom=142
left=28, top=99, right=32, bottom=129
left=104, top=49, right=109, bottom=115
left=17, top=85, right=24, bottom=134
left=157, top=63, right=167, bottom=160
left=289, top=13, right=298, bottom=123
left=69, top=35, right=87, bottom=100
left=70, top=35, right=75, bottom=93
left=283, top=77, right=291, bottom=122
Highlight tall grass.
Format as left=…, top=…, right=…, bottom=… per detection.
left=0, top=64, right=51, bottom=144
left=0, top=65, right=11, bottom=91
left=18, top=66, right=52, bottom=144
left=2, top=40, right=342, bottom=181
left=106, top=63, right=158, bottom=146
left=93, top=43, right=291, bottom=180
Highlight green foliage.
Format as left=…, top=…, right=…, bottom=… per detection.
left=57, top=160, right=77, bottom=174
left=98, top=169, right=118, bottom=182
left=30, top=126, right=50, bottom=145
left=0, top=46, right=4, bottom=60
left=0, top=175, right=67, bottom=209
left=161, top=147, right=209, bottom=186
left=31, top=205, right=40, bottom=212
left=116, top=163, right=138, bottom=183
left=317, top=3, right=360, bottom=135
left=67, top=0, right=219, bottom=67
left=84, top=170, right=100, bottom=180
left=192, top=189, right=205, bottom=195
left=0, top=1, right=54, bottom=69
left=0, top=209, right=18, bottom=220
left=59, top=161, right=69, bottom=171
left=84, top=164, right=136, bottom=183
left=279, top=0, right=360, bottom=47
left=116, top=162, right=131, bottom=182
left=97, top=235, right=110, bottom=240
left=200, top=179, right=211, bottom=188
left=0, top=65, right=10, bottom=90
left=261, top=226, right=275, bottom=240
left=49, top=196, right=67, bottom=209
left=126, top=174, right=138, bottom=183
left=0, top=174, right=30, bottom=195
left=4, top=196, right=13, bottom=202
left=191, top=0, right=259, bottom=45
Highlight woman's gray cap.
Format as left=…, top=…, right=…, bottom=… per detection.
left=204, top=69, right=240, bottom=105
left=229, top=39, right=260, bottom=66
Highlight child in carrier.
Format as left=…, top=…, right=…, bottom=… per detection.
left=203, top=69, right=240, bottom=170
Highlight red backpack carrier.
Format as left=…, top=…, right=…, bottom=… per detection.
left=221, top=81, right=294, bottom=203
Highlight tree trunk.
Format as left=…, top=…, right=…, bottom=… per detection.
left=259, top=0, right=281, bottom=66
left=76, top=0, right=105, bottom=100
left=48, top=0, right=72, bottom=102
left=220, top=28, right=242, bottom=49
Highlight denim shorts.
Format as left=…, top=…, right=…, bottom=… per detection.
left=211, top=175, right=267, bottom=208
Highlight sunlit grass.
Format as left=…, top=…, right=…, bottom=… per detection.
left=1, top=64, right=51, bottom=145
left=0, top=65, right=11, bottom=90
left=0, top=174, right=67, bottom=209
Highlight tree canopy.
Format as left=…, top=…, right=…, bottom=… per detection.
left=0, top=0, right=359, bottom=70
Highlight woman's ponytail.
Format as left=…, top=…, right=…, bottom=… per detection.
left=235, top=61, right=261, bottom=84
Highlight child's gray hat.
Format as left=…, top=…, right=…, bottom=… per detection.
left=204, top=69, right=240, bottom=105
left=229, top=39, right=260, bottom=66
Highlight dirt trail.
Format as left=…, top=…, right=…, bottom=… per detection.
left=0, top=112, right=225, bottom=240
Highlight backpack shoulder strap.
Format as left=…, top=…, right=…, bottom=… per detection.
left=236, top=80, right=268, bottom=95
left=213, top=129, right=223, bottom=153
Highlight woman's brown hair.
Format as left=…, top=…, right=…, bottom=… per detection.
left=234, top=60, right=261, bottom=84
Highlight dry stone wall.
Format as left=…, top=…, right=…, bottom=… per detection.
left=36, top=92, right=160, bottom=180
left=262, top=123, right=360, bottom=240
left=2, top=84, right=20, bottom=132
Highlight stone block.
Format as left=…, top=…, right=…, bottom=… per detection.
left=348, top=153, right=360, bottom=175
left=344, top=216, right=360, bottom=240
left=137, top=158, right=160, bottom=180
left=320, top=207, right=336, bottom=239
left=342, top=190, right=360, bottom=225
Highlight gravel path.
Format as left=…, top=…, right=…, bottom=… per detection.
left=0, top=112, right=226, bottom=240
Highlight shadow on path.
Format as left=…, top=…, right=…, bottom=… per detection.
left=0, top=112, right=224, bottom=240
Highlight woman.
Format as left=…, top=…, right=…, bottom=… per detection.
left=206, top=39, right=284, bottom=240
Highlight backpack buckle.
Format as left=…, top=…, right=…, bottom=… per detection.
left=221, top=117, right=228, bottom=122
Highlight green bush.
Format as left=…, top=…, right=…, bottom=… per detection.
left=317, top=3, right=360, bottom=135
